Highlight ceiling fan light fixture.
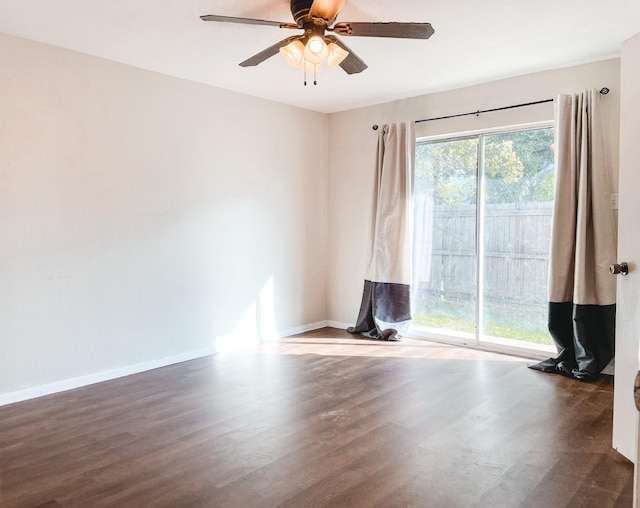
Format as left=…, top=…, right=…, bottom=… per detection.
left=326, top=42, right=349, bottom=69
left=303, top=35, right=329, bottom=64
left=308, top=37, right=325, bottom=54
left=279, top=39, right=305, bottom=68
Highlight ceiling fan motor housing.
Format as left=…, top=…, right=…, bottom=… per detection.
left=291, top=0, right=314, bottom=26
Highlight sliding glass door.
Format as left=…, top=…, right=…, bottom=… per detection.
left=413, top=126, right=555, bottom=352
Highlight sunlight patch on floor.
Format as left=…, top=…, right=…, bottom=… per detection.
left=256, top=333, right=532, bottom=362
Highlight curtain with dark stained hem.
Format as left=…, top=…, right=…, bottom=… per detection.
left=348, top=122, right=415, bottom=341
left=529, top=89, right=617, bottom=381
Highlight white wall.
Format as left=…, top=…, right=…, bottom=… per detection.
left=0, top=33, right=329, bottom=401
left=327, top=59, right=621, bottom=328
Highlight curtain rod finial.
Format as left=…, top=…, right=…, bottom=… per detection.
left=600, top=87, right=609, bottom=95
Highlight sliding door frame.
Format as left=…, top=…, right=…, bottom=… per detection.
left=409, top=121, right=556, bottom=360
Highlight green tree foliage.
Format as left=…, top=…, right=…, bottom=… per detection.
left=415, top=137, right=477, bottom=205
left=416, top=127, right=555, bottom=205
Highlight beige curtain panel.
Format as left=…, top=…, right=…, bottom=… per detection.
left=348, top=122, right=415, bottom=340
left=530, top=89, right=617, bottom=380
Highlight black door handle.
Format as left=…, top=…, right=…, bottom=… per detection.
left=609, top=262, right=629, bottom=276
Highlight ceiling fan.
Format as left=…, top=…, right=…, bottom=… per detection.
left=201, top=0, right=434, bottom=79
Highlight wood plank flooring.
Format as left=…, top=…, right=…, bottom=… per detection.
left=0, top=328, right=633, bottom=507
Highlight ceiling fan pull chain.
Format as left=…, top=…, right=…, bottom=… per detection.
left=314, top=64, right=318, bottom=86
left=304, top=57, right=307, bottom=86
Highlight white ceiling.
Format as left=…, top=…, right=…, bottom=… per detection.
left=1, top=0, right=639, bottom=113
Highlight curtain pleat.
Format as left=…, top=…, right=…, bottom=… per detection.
left=348, top=122, right=415, bottom=340
left=529, top=89, right=617, bottom=381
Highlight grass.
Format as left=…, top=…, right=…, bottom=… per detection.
left=413, top=300, right=554, bottom=346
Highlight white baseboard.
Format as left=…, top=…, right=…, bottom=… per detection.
left=277, top=321, right=329, bottom=337
left=327, top=321, right=351, bottom=330
left=0, top=346, right=217, bottom=407
left=1, top=321, right=359, bottom=407
left=0, top=320, right=341, bottom=407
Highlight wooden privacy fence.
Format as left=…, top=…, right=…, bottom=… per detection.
left=415, top=202, right=553, bottom=305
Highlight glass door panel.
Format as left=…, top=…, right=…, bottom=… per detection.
left=413, top=138, right=478, bottom=339
left=480, top=128, right=555, bottom=348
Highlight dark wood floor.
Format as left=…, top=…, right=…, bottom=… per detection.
left=0, top=328, right=633, bottom=507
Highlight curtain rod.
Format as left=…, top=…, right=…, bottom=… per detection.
left=372, top=87, right=610, bottom=131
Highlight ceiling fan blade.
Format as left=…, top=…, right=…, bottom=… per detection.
left=325, top=35, right=367, bottom=74
left=309, top=0, right=348, bottom=24
left=200, top=14, right=297, bottom=29
left=332, top=22, right=435, bottom=39
left=239, top=37, right=299, bottom=67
